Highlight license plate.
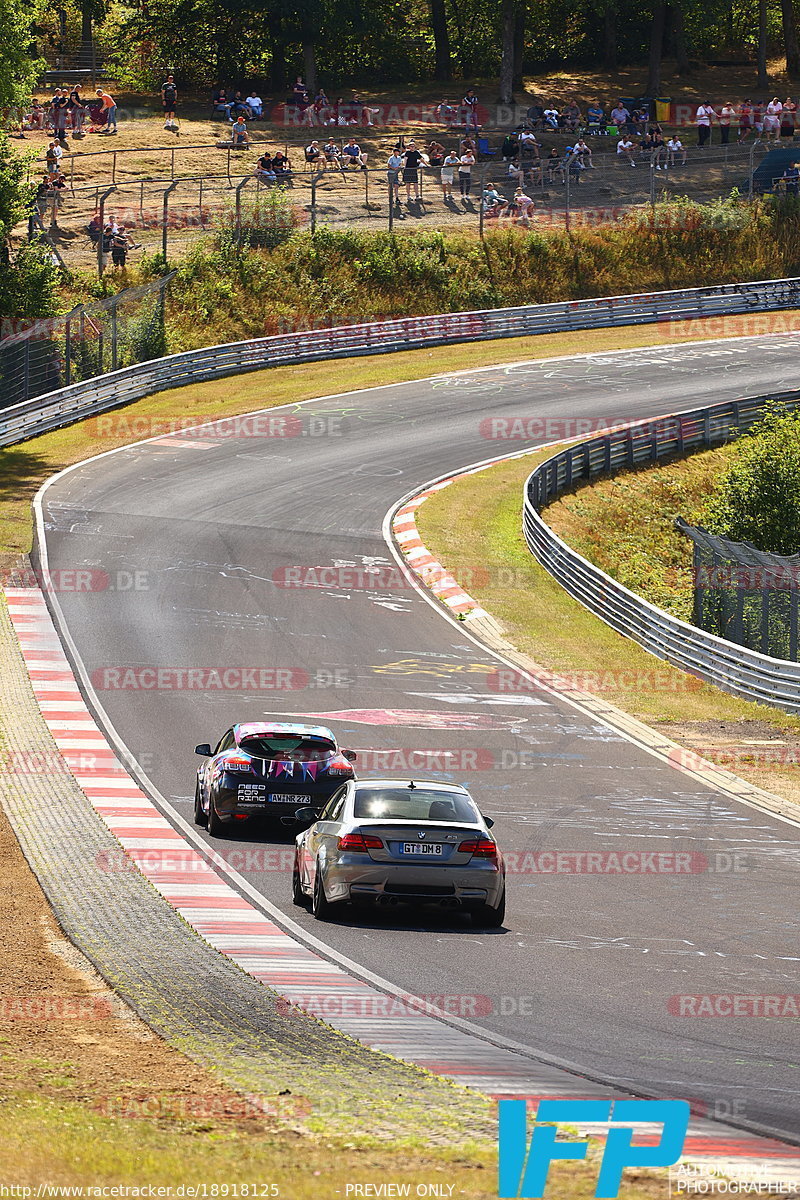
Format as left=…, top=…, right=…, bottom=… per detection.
left=268, top=793, right=310, bottom=803
left=402, top=842, right=443, bottom=856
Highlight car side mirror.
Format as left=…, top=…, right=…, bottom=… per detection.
left=343, top=749, right=357, bottom=763
left=294, top=806, right=319, bottom=826
left=195, top=743, right=213, bottom=757
left=482, top=815, right=495, bottom=829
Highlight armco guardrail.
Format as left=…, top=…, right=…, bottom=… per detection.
left=523, top=390, right=800, bottom=713
left=2, top=276, right=800, bottom=447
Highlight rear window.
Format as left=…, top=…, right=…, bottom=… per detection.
left=239, top=736, right=336, bottom=762
left=353, top=788, right=479, bottom=823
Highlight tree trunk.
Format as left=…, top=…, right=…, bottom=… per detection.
left=498, top=0, right=515, bottom=104
left=673, top=1, right=690, bottom=74
left=302, top=40, right=317, bottom=94
left=268, top=12, right=286, bottom=93
left=513, top=1, right=525, bottom=90
left=781, top=0, right=800, bottom=75
left=758, top=0, right=769, bottom=89
left=602, top=5, right=618, bottom=70
left=81, top=1, right=92, bottom=44
left=429, top=0, right=452, bottom=80
left=645, top=0, right=666, bottom=96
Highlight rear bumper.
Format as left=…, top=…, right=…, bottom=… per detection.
left=327, top=860, right=504, bottom=908
left=213, top=783, right=333, bottom=821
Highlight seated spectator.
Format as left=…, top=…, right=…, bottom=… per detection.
left=255, top=151, right=276, bottom=183
left=781, top=160, right=799, bottom=195
left=501, top=131, right=519, bottom=160
left=562, top=100, right=582, bottom=131
left=272, top=150, right=293, bottom=183
left=519, top=128, right=540, bottom=160
left=436, top=99, right=457, bottom=124
left=212, top=88, right=230, bottom=118
left=525, top=101, right=545, bottom=129
left=427, top=139, right=445, bottom=167
left=245, top=90, right=263, bottom=118
left=314, top=89, right=331, bottom=122
left=546, top=145, right=564, bottom=181
left=543, top=104, right=559, bottom=129
left=513, top=187, right=535, bottom=222
left=586, top=102, right=606, bottom=134
left=610, top=100, right=631, bottom=133
left=650, top=130, right=667, bottom=167
left=573, top=136, right=593, bottom=166
left=86, top=210, right=102, bottom=243
left=342, top=137, right=367, bottom=168
left=632, top=106, right=650, bottom=135
left=482, top=185, right=504, bottom=216
left=323, top=138, right=342, bottom=164
left=667, top=135, right=687, bottom=165
left=617, top=134, right=636, bottom=164
left=231, top=116, right=249, bottom=146
left=562, top=147, right=585, bottom=182
left=351, top=92, right=376, bottom=125
left=305, top=139, right=323, bottom=165
left=28, top=99, right=45, bottom=130
left=229, top=91, right=250, bottom=120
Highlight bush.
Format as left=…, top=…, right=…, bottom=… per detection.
left=702, top=405, right=800, bottom=555
left=215, top=188, right=304, bottom=251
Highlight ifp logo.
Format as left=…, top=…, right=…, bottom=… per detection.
left=498, top=1099, right=690, bottom=1198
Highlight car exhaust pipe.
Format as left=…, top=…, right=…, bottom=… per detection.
left=376, top=894, right=399, bottom=907
left=438, top=898, right=460, bottom=909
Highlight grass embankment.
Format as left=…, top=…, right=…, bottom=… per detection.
left=153, top=199, right=800, bottom=351
left=416, top=451, right=800, bottom=807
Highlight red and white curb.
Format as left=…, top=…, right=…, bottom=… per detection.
left=5, top=582, right=800, bottom=1174
left=393, top=478, right=489, bottom=620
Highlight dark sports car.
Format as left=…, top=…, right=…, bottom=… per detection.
left=194, top=721, right=357, bottom=836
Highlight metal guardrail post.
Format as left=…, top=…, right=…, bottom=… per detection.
left=388, top=180, right=393, bottom=231
left=97, top=185, right=117, bottom=278
left=110, top=297, right=118, bottom=372
left=310, top=173, right=317, bottom=234
left=162, top=180, right=179, bottom=263
left=235, top=176, right=250, bottom=247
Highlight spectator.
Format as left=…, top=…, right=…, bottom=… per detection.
left=610, top=100, right=631, bottom=132
left=65, top=87, right=84, bottom=138
left=351, top=92, right=376, bottom=125
left=525, top=100, right=545, bottom=129
left=45, top=139, right=62, bottom=175
left=96, top=88, right=118, bottom=134
left=781, top=97, right=797, bottom=137
left=229, top=90, right=249, bottom=120
left=161, top=75, right=178, bottom=129
left=632, top=105, right=650, bottom=135
left=313, top=90, right=330, bottom=123
left=667, top=134, right=687, bottom=165
left=460, top=133, right=477, bottom=154
left=586, top=102, right=606, bottom=134
left=33, top=173, right=50, bottom=222
left=738, top=100, right=753, bottom=144
left=562, top=146, right=585, bottom=183
left=513, top=187, right=534, bottom=223
left=271, top=150, right=292, bottom=183
left=695, top=101, right=716, bottom=146
left=573, top=135, right=593, bottom=166
left=519, top=128, right=540, bottom=161
left=649, top=130, right=667, bottom=168
left=617, top=134, right=636, bottom=165
left=462, top=88, right=479, bottom=132
left=427, top=139, right=445, bottom=167
left=293, top=76, right=309, bottom=107
left=764, top=97, right=782, bottom=140
left=543, top=104, right=559, bottom=129
left=781, top=160, right=799, bottom=195
left=323, top=138, right=342, bottom=165
left=718, top=101, right=736, bottom=145
left=436, top=98, right=457, bottom=124
left=482, top=185, right=504, bottom=216
left=28, top=98, right=45, bottom=130
left=111, top=224, right=134, bottom=268
left=441, top=149, right=459, bottom=199
left=231, top=115, right=249, bottom=147
left=546, top=145, right=563, bottom=181
left=46, top=170, right=66, bottom=225
left=256, top=151, right=276, bottom=183
left=752, top=100, right=765, bottom=137
left=458, top=146, right=475, bottom=197
left=562, top=100, right=581, bottom=131
left=305, top=138, right=323, bottom=166
left=501, top=131, right=519, bottom=160
left=387, top=146, right=403, bottom=205
left=402, top=140, right=426, bottom=201
left=342, top=137, right=367, bottom=169
left=212, top=88, right=230, bottom=118
left=245, top=89, right=263, bottom=119
left=51, top=88, right=69, bottom=141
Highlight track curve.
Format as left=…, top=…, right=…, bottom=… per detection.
left=37, top=336, right=800, bottom=1141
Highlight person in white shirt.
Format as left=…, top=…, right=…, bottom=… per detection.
left=617, top=136, right=636, bottom=164
left=610, top=102, right=631, bottom=132
left=458, top=148, right=475, bottom=197
left=764, top=97, right=783, bottom=140
left=543, top=106, right=559, bottom=129
left=718, top=102, right=736, bottom=145
left=441, top=150, right=460, bottom=198
left=695, top=102, right=716, bottom=146
left=666, top=136, right=686, bottom=165
left=513, top=188, right=534, bottom=224
left=245, top=92, right=262, bottom=119
left=573, top=136, right=593, bottom=166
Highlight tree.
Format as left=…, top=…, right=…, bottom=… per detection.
left=781, top=0, right=800, bottom=76
left=0, top=134, right=59, bottom=323
left=758, top=0, right=769, bottom=88
left=0, top=0, right=45, bottom=110
left=645, top=0, right=667, bottom=96
left=429, top=0, right=451, bottom=79
left=498, top=0, right=515, bottom=103
left=703, top=407, right=800, bottom=555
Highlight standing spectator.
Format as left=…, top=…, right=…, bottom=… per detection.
left=458, top=146, right=475, bottom=197
left=667, top=134, right=686, bottom=165
left=48, top=170, right=67, bottom=225
left=738, top=99, right=753, bottom=143
left=161, top=74, right=178, bottom=130
left=402, top=140, right=425, bottom=201
left=313, top=90, right=330, bottom=123
left=45, top=139, right=62, bottom=175
left=440, top=149, right=459, bottom=199
left=513, top=187, right=534, bottom=224
left=342, top=137, right=367, bottom=169
left=111, top=224, right=134, bottom=267
left=781, top=97, right=797, bottom=137
left=387, top=146, right=403, bottom=205
left=245, top=89, right=263, bottom=119
left=764, top=97, right=782, bottom=141
left=293, top=76, right=309, bottom=107
left=66, top=87, right=85, bottom=137
left=617, top=134, right=637, bottom=164
left=462, top=88, right=479, bottom=132
left=96, top=88, right=118, bottom=133
left=695, top=101, right=716, bottom=147
left=33, top=173, right=50, bottom=226
left=718, top=102, right=736, bottom=145
left=52, top=88, right=69, bottom=141
left=753, top=100, right=765, bottom=137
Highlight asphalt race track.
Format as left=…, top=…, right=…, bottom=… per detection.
left=38, top=336, right=800, bottom=1143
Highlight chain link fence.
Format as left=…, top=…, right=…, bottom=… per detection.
left=677, top=517, right=800, bottom=661
left=0, top=275, right=171, bottom=409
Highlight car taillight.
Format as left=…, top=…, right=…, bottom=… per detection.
left=327, top=755, right=355, bottom=776
left=223, top=756, right=253, bottom=771
left=457, top=839, right=498, bottom=858
left=338, top=833, right=383, bottom=851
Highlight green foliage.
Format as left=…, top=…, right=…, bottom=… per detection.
left=0, top=0, right=45, bottom=111
left=0, top=134, right=59, bottom=323
left=215, top=188, right=304, bottom=251
left=702, top=406, right=800, bottom=555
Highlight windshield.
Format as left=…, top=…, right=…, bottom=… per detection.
left=353, top=788, right=480, bottom=823
left=239, top=736, right=336, bottom=762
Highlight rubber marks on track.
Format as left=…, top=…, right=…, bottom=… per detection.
left=5, top=583, right=800, bottom=1172
left=392, top=478, right=488, bottom=619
